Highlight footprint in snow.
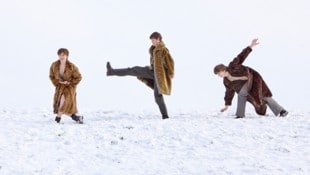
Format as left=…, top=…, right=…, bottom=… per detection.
left=124, top=126, right=134, bottom=130
left=111, top=141, right=118, bottom=145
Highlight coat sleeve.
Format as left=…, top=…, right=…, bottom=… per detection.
left=163, top=49, right=174, bottom=77
left=224, top=80, right=235, bottom=106
left=229, top=47, right=252, bottom=66
left=70, top=65, right=82, bottom=86
left=49, top=64, right=59, bottom=87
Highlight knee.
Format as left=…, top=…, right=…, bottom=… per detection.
left=238, top=91, right=248, bottom=97
left=60, top=95, right=66, bottom=102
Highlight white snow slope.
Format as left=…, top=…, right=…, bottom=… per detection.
left=0, top=109, right=309, bottom=175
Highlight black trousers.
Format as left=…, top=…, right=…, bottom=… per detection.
left=109, top=66, right=168, bottom=117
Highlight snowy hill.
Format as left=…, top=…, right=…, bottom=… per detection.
left=0, top=109, right=309, bottom=175
left=0, top=0, right=309, bottom=174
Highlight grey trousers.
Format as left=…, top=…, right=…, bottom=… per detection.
left=236, top=83, right=285, bottom=117
left=109, top=66, right=168, bottom=117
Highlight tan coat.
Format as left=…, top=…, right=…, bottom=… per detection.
left=49, top=60, right=82, bottom=114
left=138, top=42, right=174, bottom=95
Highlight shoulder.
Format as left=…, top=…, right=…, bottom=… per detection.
left=154, top=43, right=169, bottom=54
left=66, top=61, right=79, bottom=71
left=67, top=60, right=76, bottom=67
left=50, top=60, right=59, bottom=68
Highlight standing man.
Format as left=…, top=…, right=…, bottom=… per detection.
left=49, top=48, right=83, bottom=123
left=106, top=32, right=174, bottom=119
left=214, top=39, right=288, bottom=118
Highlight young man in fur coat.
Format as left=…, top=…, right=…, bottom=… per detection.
left=214, top=39, right=288, bottom=118
left=106, top=32, right=174, bottom=119
left=49, top=48, right=83, bottom=123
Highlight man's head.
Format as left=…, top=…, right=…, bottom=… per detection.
left=57, top=48, right=69, bottom=61
left=149, top=32, right=162, bottom=46
left=214, top=64, right=228, bottom=78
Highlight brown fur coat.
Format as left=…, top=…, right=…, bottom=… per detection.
left=49, top=60, right=82, bottom=114
left=224, top=47, right=272, bottom=115
left=138, top=42, right=174, bottom=95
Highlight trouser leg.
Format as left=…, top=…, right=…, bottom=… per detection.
left=154, top=85, right=168, bottom=118
left=109, top=66, right=154, bottom=79
left=263, top=97, right=284, bottom=116
left=236, top=84, right=248, bottom=118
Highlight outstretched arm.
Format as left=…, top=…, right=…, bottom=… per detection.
left=229, top=38, right=259, bottom=66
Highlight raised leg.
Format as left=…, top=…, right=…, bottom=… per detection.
left=107, top=62, right=154, bottom=79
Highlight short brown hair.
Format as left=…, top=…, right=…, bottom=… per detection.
left=57, top=48, right=69, bottom=56
left=214, top=64, right=227, bottom=74
left=149, top=32, right=162, bottom=41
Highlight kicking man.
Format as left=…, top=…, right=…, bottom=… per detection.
left=106, top=32, right=174, bottom=119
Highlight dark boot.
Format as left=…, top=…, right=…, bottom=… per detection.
left=106, top=62, right=113, bottom=76
left=55, top=116, right=61, bottom=123
left=235, top=116, right=245, bottom=119
left=279, top=110, right=288, bottom=117
left=71, top=114, right=83, bottom=124
left=162, top=115, right=169, bottom=120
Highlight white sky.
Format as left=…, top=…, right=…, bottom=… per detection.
left=0, top=0, right=309, bottom=114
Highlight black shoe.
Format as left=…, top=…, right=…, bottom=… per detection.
left=106, top=62, right=113, bottom=76
left=235, top=116, right=245, bottom=119
left=71, top=114, right=84, bottom=124
left=279, top=110, right=288, bottom=117
left=55, top=116, right=61, bottom=123
left=162, top=115, right=169, bottom=119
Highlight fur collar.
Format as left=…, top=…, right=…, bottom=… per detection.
left=149, top=42, right=166, bottom=55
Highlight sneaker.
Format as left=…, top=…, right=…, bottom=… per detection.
left=71, top=114, right=84, bottom=124
left=55, top=116, right=61, bottom=123
left=279, top=110, right=288, bottom=117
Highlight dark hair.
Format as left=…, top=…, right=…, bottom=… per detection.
left=149, top=32, right=162, bottom=41
left=214, top=64, right=227, bottom=74
left=57, top=48, right=69, bottom=56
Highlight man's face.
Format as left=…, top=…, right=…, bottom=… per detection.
left=151, top=38, right=160, bottom=46
left=217, top=71, right=226, bottom=78
left=58, top=53, right=68, bottom=61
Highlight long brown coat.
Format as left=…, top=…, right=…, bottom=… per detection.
left=49, top=60, right=82, bottom=114
left=138, top=42, right=174, bottom=95
left=224, top=47, right=272, bottom=115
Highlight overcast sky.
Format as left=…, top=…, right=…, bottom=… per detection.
left=0, top=0, right=309, bottom=114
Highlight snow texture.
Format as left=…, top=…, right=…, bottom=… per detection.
left=0, top=109, right=309, bottom=175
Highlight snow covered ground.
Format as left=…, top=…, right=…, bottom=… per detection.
left=0, top=109, right=309, bottom=175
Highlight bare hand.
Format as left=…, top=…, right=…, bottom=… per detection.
left=220, top=106, right=229, bottom=112
left=249, top=38, right=259, bottom=48
left=59, top=81, right=70, bottom=85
